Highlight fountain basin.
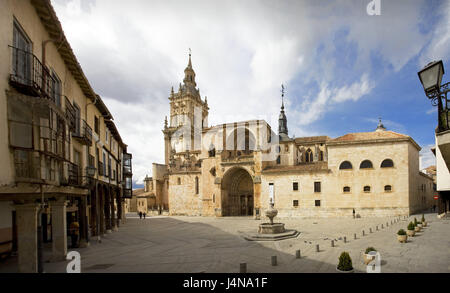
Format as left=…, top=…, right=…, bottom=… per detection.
left=258, top=223, right=286, bottom=234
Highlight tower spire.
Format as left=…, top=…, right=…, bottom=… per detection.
left=183, top=48, right=196, bottom=87
left=278, top=84, right=288, bottom=137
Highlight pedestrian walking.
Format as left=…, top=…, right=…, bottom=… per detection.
left=139, top=211, right=142, bottom=219
left=69, top=215, right=80, bottom=248
left=352, top=208, right=355, bottom=219
left=143, top=212, right=146, bottom=219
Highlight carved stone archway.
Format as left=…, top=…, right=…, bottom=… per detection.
left=221, top=167, right=254, bottom=216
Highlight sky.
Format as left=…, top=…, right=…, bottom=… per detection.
left=50, top=0, right=450, bottom=188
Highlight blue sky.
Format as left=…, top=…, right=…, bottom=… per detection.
left=51, top=0, right=450, bottom=187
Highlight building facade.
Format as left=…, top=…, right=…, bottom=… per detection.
left=148, top=54, right=434, bottom=219
left=0, top=0, right=132, bottom=272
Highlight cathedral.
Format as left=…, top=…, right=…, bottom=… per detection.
left=144, top=54, right=435, bottom=218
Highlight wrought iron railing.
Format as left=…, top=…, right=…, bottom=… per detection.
left=65, top=97, right=76, bottom=132
left=72, top=119, right=93, bottom=145
left=9, top=46, right=56, bottom=102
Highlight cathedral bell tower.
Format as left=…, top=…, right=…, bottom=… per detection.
left=163, top=51, right=209, bottom=165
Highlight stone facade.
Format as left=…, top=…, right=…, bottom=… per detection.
left=147, top=55, right=434, bottom=219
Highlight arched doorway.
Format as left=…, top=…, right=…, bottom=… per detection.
left=221, top=167, right=254, bottom=216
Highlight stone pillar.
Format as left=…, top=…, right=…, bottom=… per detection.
left=79, top=196, right=90, bottom=248
left=51, top=199, right=68, bottom=261
left=104, top=187, right=112, bottom=233
left=116, top=191, right=122, bottom=226
left=314, top=144, right=319, bottom=162
left=110, top=188, right=117, bottom=231
left=15, top=203, right=40, bottom=273
left=98, top=185, right=105, bottom=236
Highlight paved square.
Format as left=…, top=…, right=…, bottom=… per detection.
left=1, top=213, right=449, bottom=273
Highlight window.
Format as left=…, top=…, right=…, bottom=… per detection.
left=384, top=185, right=392, bottom=192
left=364, top=186, right=371, bottom=192
left=339, top=161, right=352, bottom=170
left=105, top=128, right=108, bottom=143
left=360, top=160, right=373, bottom=169
left=103, top=152, right=106, bottom=177
left=52, top=71, right=61, bottom=107
left=73, top=103, right=81, bottom=135
left=293, top=182, right=298, bottom=191
left=276, top=155, right=280, bottom=164
left=195, top=176, right=199, bottom=194
left=315, top=200, right=321, bottom=207
left=381, top=159, right=394, bottom=168
left=343, top=186, right=351, bottom=193
left=314, top=182, right=321, bottom=193
left=177, top=177, right=181, bottom=185
left=319, top=151, right=324, bottom=161
left=306, top=148, right=313, bottom=162
left=94, top=116, right=99, bottom=134
left=293, top=200, right=299, bottom=207
left=12, top=21, right=32, bottom=83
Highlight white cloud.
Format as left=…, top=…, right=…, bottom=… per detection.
left=420, top=144, right=436, bottom=170
left=50, top=0, right=431, bottom=185
left=419, top=1, right=450, bottom=66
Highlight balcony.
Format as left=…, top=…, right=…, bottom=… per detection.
left=123, top=153, right=132, bottom=175
left=68, top=162, right=81, bottom=186
left=98, top=161, right=104, bottom=176
left=72, top=119, right=93, bottom=146
left=9, top=46, right=56, bottom=102
left=220, top=150, right=254, bottom=165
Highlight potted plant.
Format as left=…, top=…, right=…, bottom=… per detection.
left=397, top=229, right=407, bottom=243
left=407, top=222, right=415, bottom=237
left=363, top=247, right=377, bottom=265
left=413, top=218, right=421, bottom=232
left=336, top=251, right=354, bottom=273
left=416, top=221, right=423, bottom=228
left=421, top=214, right=427, bottom=227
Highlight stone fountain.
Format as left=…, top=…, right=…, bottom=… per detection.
left=242, top=203, right=300, bottom=241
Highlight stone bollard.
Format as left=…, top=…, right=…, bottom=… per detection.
left=387, top=222, right=389, bottom=227
left=354, top=233, right=357, bottom=240
left=296, top=250, right=301, bottom=259
left=316, top=244, right=320, bottom=252
left=376, top=225, right=378, bottom=231
left=344, top=236, right=347, bottom=243
left=362, top=230, right=365, bottom=236
left=240, top=263, right=247, bottom=273
left=381, top=224, right=384, bottom=229
left=271, top=256, right=277, bottom=266
left=370, top=228, right=372, bottom=233
left=331, top=240, right=334, bottom=247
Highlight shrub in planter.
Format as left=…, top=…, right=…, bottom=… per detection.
left=414, top=220, right=421, bottom=232
left=397, top=229, right=407, bottom=243
left=337, top=252, right=353, bottom=272
left=407, top=222, right=415, bottom=237
left=363, top=247, right=377, bottom=265
left=422, top=214, right=427, bottom=226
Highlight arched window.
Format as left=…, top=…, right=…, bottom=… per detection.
left=363, top=186, right=371, bottom=192
left=339, top=161, right=353, bottom=170
left=384, top=185, right=392, bottom=192
left=381, top=159, right=394, bottom=168
left=195, top=176, right=199, bottom=194
left=319, top=151, right=324, bottom=161
left=306, top=148, right=313, bottom=163
left=360, top=160, right=373, bottom=169
left=343, top=186, right=351, bottom=193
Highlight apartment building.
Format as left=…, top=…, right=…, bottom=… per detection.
left=0, top=0, right=132, bottom=272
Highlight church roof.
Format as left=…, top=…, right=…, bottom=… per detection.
left=263, top=161, right=329, bottom=173
left=329, top=130, right=421, bottom=150
left=331, top=130, right=408, bottom=142
left=294, top=136, right=330, bottom=144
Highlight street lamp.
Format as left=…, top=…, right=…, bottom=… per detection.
left=418, top=60, right=449, bottom=132
left=418, top=60, right=444, bottom=97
